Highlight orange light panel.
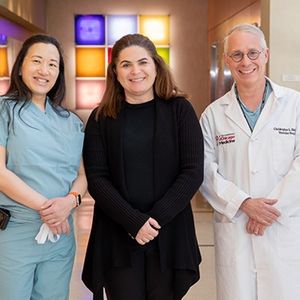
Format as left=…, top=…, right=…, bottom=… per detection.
left=76, top=47, right=105, bottom=77
left=0, top=47, right=9, bottom=76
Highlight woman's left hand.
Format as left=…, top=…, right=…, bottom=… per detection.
left=39, top=195, right=75, bottom=226
left=135, top=217, right=161, bottom=245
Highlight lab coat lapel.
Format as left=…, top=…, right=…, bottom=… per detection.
left=224, top=89, right=252, bottom=137
left=252, top=93, right=279, bottom=137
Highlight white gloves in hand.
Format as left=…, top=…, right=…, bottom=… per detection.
left=35, top=223, right=60, bottom=244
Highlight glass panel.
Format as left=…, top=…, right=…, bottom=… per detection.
left=139, top=15, right=169, bottom=45
left=0, top=34, right=7, bottom=45
left=76, top=47, right=105, bottom=77
left=0, top=79, right=9, bottom=95
left=0, top=47, right=9, bottom=76
left=107, top=15, right=137, bottom=45
left=107, top=47, right=112, bottom=64
left=157, top=47, right=169, bottom=64
left=75, top=15, right=105, bottom=45
left=76, top=79, right=106, bottom=109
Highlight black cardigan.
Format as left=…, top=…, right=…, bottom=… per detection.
left=82, top=97, right=204, bottom=299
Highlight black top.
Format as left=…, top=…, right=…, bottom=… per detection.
left=123, top=100, right=155, bottom=212
left=82, top=97, right=204, bottom=299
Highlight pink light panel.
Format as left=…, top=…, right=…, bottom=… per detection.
left=0, top=79, right=9, bottom=96
left=76, top=79, right=106, bottom=109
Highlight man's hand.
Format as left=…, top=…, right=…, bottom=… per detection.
left=240, top=198, right=281, bottom=225
left=246, top=218, right=268, bottom=236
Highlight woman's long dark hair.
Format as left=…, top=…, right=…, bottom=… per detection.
left=3, top=34, right=67, bottom=117
left=96, top=33, right=186, bottom=119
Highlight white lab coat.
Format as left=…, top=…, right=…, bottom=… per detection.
left=200, top=79, right=300, bottom=300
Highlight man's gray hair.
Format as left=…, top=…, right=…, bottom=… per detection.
left=224, top=23, right=267, bottom=53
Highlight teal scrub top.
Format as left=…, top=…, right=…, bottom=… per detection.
left=0, top=97, right=84, bottom=222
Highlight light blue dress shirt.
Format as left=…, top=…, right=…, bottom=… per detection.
left=236, top=80, right=273, bottom=131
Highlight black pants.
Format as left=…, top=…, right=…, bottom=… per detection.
left=104, top=248, right=174, bottom=300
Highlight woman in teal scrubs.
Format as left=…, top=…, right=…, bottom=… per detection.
left=0, top=35, right=87, bottom=300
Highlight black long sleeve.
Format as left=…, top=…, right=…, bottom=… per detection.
left=148, top=99, right=204, bottom=226
left=83, top=110, right=149, bottom=237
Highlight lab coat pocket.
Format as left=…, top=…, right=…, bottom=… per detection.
left=277, top=216, right=300, bottom=262
left=272, top=135, right=294, bottom=176
left=213, top=221, right=245, bottom=266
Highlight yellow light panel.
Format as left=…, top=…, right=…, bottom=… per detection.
left=139, top=15, right=169, bottom=45
left=0, top=47, right=9, bottom=77
left=76, top=47, right=105, bottom=77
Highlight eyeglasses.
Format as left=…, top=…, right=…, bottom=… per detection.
left=228, top=49, right=262, bottom=62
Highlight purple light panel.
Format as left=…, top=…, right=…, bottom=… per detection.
left=75, top=15, right=105, bottom=45
left=0, top=34, right=7, bottom=45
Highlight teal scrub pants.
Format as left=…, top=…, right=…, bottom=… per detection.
left=0, top=219, right=75, bottom=300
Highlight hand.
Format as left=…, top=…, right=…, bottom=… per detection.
left=135, top=217, right=161, bottom=245
left=49, top=219, right=70, bottom=235
left=246, top=218, right=268, bottom=236
left=240, top=198, right=281, bottom=225
left=39, top=195, right=75, bottom=226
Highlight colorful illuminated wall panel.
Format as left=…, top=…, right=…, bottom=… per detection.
left=75, top=14, right=170, bottom=109
left=0, top=35, right=9, bottom=96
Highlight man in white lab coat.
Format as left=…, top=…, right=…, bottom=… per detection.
left=200, top=23, right=300, bottom=300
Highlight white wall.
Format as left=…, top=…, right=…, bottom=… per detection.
left=262, top=0, right=300, bottom=91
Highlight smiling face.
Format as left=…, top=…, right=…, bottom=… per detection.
left=115, top=45, right=157, bottom=104
left=21, top=42, right=60, bottom=104
left=224, top=31, right=269, bottom=88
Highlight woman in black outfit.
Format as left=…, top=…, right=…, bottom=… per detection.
left=82, top=33, right=204, bottom=300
